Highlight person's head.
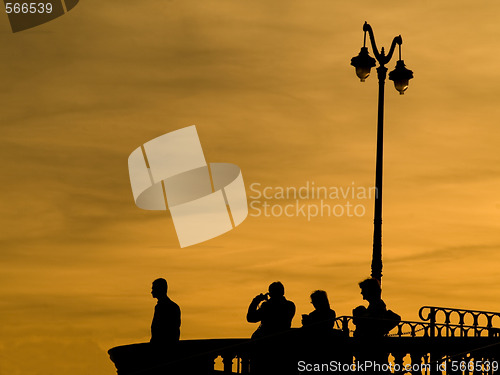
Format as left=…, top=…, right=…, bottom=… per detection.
left=358, top=278, right=381, bottom=303
left=151, top=278, right=168, bottom=299
left=310, top=290, right=330, bottom=310
left=268, top=281, right=285, bottom=299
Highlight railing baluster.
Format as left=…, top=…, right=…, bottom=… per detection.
left=240, top=356, right=250, bottom=374
left=393, top=351, right=405, bottom=374
left=409, top=352, right=423, bottom=375
left=423, top=353, right=431, bottom=375
left=458, top=312, right=465, bottom=338
left=429, top=351, right=442, bottom=375
left=430, top=307, right=436, bottom=339
left=222, top=353, right=233, bottom=373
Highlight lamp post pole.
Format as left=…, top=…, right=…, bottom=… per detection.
left=351, top=22, right=414, bottom=283
left=372, top=64, right=386, bottom=283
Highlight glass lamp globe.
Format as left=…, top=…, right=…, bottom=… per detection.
left=351, top=47, right=376, bottom=82
left=389, top=60, right=414, bottom=95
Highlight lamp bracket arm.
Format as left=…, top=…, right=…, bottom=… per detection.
left=363, top=22, right=402, bottom=65
left=385, top=35, right=403, bottom=64
left=363, top=22, right=381, bottom=60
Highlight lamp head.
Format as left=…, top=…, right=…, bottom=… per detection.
left=389, top=60, right=414, bottom=95
left=351, top=47, right=376, bottom=82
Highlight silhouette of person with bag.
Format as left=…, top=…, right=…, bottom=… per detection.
left=352, top=278, right=400, bottom=338
left=352, top=278, right=400, bottom=374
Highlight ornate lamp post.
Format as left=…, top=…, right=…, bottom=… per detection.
left=351, top=22, right=413, bottom=283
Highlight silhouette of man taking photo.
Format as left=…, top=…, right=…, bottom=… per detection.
left=247, top=281, right=295, bottom=339
left=150, top=278, right=181, bottom=346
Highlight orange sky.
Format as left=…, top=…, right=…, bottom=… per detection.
left=1, top=1, right=500, bottom=374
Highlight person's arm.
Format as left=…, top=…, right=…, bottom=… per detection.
left=328, top=309, right=336, bottom=329
left=287, top=301, right=296, bottom=327
left=246, top=294, right=266, bottom=323
left=150, top=304, right=159, bottom=342
left=175, top=304, right=181, bottom=330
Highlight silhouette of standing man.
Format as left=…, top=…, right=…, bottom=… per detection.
left=247, top=281, right=295, bottom=339
left=150, top=278, right=181, bottom=346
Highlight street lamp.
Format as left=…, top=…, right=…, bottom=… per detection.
left=350, top=22, right=413, bottom=283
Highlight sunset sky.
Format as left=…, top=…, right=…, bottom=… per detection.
left=1, top=1, right=500, bottom=374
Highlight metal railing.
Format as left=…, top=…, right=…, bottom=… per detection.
left=419, top=306, right=500, bottom=338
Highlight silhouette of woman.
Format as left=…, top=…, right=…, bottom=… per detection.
left=301, top=290, right=336, bottom=331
